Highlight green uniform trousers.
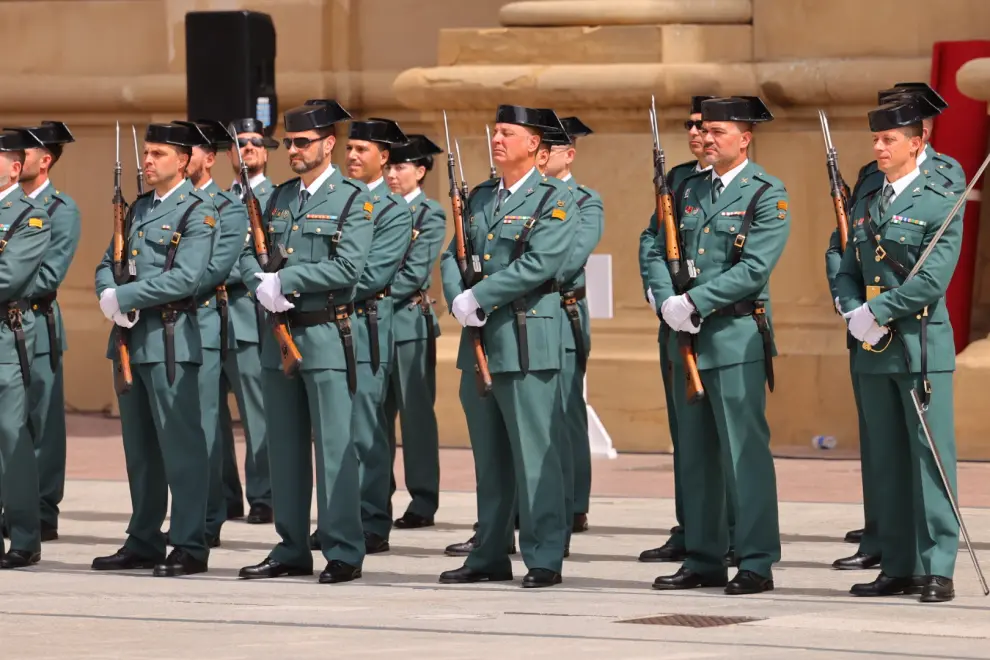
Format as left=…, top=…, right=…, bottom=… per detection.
left=264, top=367, right=365, bottom=569
left=461, top=369, right=567, bottom=575
left=219, top=341, right=271, bottom=509
left=859, top=372, right=958, bottom=579
left=676, top=360, right=780, bottom=578
left=0, top=364, right=40, bottom=553
left=849, top=349, right=881, bottom=557
left=385, top=338, right=440, bottom=519
left=199, top=348, right=224, bottom=539
left=558, top=349, right=588, bottom=538
left=30, top=355, right=67, bottom=529
left=354, top=362, right=393, bottom=538
left=119, top=363, right=210, bottom=562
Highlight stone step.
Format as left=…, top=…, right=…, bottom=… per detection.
left=499, top=0, right=753, bottom=28
left=438, top=25, right=752, bottom=66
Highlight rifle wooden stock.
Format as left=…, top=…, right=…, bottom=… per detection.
left=245, top=192, right=270, bottom=268
left=451, top=187, right=492, bottom=394
left=113, top=333, right=132, bottom=395
left=272, top=316, right=303, bottom=376
left=833, top=194, right=850, bottom=252
left=111, top=194, right=133, bottom=394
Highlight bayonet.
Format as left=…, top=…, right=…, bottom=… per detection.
left=485, top=125, right=497, bottom=180
left=131, top=125, right=144, bottom=195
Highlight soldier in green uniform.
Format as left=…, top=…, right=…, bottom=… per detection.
left=0, top=130, right=52, bottom=568
left=827, top=83, right=964, bottom=570
left=540, top=117, right=603, bottom=537
left=438, top=106, right=577, bottom=588
left=638, top=97, right=736, bottom=566
left=92, top=122, right=217, bottom=577
left=237, top=100, right=373, bottom=584
left=13, top=122, right=80, bottom=543
left=648, top=96, right=788, bottom=595
left=835, top=98, right=963, bottom=603
left=176, top=120, right=248, bottom=546
left=383, top=135, right=445, bottom=529
left=220, top=118, right=277, bottom=524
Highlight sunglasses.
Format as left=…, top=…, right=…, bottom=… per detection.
left=281, top=136, right=322, bottom=150
left=684, top=120, right=704, bottom=131
left=238, top=137, right=265, bottom=148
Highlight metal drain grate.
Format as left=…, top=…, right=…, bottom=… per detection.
left=617, top=614, right=763, bottom=628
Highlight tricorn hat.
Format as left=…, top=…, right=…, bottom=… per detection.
left=145, top=122, right=211, bottom=148
left=878, top=82, right=948, bottom=113
left=230, top=117, right=279, bottom=148
left=868, top=99, right=927, bottom=132
left=388, top=134, right=443, bottom=169
left=348, top=117, right=408, bottom=146
left=700, top=96, right=774, bottom=123
left=494, top=105, right=566, bottom=133
left=690, top=96, right=718, bottom=115
left=283, top=100, right=352, bottom=133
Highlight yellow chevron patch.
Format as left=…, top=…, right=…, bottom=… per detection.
left=551, top=208, right=567, bottom=221
left=777, top=201, right=788, bottom=211
left=28, top=217, right=43, bottom=228
left=204, top=216, right=216, bottom=228
left=363, top=202, right=374, bottom=213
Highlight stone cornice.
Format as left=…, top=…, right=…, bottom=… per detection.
left=393, top=59, right=930, bottom=111
left=499, top=0, right=752, bottom=27
left=957, top=58, right=990, bottom=103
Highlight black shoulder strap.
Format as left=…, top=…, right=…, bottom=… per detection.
left=162, top=200, right=204, bottom=272
left=0, top=206, right=37, bottom=255
left=510, top=187, right=556, bottom=263
left=47, top=198, right=65, bottom=216
left=398, top=205, right=431, bottom=270
left=217, top=197, right=233, bottom=213
left=576, top=189, right=593, bottom=208
left=862, top=193, right=911, bottom=279
left=731, top=182, right=773, bottom=265
left=374, top=199, right=397, bottom=226
left=331, top=189, right=362, bottom=255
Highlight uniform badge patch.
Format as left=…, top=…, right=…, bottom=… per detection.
left=557, top=200, right=565, bottom=207
left=28, top=217, right=43, bottom=228
left=204, top=216, right=216, bottom=228
left=777, top=201, right=787, bottom=211
left=363, top=202, right=374, bottom=213
left=306, top=214, right=331, bottom=220
left=551, top=208, right=567, bottom=221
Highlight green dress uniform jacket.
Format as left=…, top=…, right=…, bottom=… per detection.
left=220, top=176, right=275, bottom=513
left=238, top=167, right=373, bottom=571
left=439, top=168, right=577, bottom=575
left=94, top=180, right=216, bottom=563
left=196, top=181, right=248, bottom=540
left=647, top=160, right=790, bottom=580
left=835, top=173, right=963, bottom=580
left=351, top=182, right=412, bottom=540
left=555, top=177, right=603, bottom=529
left=385, top=190, right=445, bottom=521
left=27, top=184, right=80, bottom=532
left=0, top=191, right=52, bottom=554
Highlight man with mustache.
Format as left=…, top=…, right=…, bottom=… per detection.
left=647, top=96, right=788, bottom=595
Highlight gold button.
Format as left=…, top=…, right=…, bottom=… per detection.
left=730, top=226, right=736, bottom=232
left=514, top=234, right=520, bottom=239
left=131, top=249, right=138, bottom=256
left=698, top=248, right=705, bottom=255
left=916, top=314, right=922, bottom=319
left=483, top=274, right=489, bottom=279
left=138, top=231, right=144, bottom=237
left=493, top=305, right=498, bottom=310
left=484, top=254, right=491, bottom=261
left=888, top=317, right=893, bottom=322
left=316, top=227, right=322, bottom=233
left=696, top=268, right=701, bottom=274
left=159, top=239, right=164, bottom=244
left=292, top=224, right=298, bottom=231
left=704, top=227, right=710, bottom=233
left=292, top=290, right=299, bottom=296
left=531, top=309, right=537, bottom=314
left=204, top=300, right=210, bottom=306
left=680, top=223, right=684, bottom=229
left=487, top=233, right=494, bottom=240
left=899, top=237, right=905, bottom=242
left=874, top=276, right=880, bottom=283
left=287, top=247, right=294, bottom=254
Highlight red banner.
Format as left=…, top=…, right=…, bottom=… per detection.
left=930, top=40, right=990, bottom=353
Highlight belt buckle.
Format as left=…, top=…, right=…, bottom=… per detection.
left=733, top=234, right=747, bottom=249
left=170, top=232, right=182, bottom=247
left=874, top=245, right=886, bottom=262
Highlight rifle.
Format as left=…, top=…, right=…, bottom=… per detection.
left=111, top=121, right=133, bottom=395
left=817, top=110, right=850, bottom=251
left=485, top=125, right=497, bottom=180
left=649, top=96, right=704, bottom=404
left=443, top=110, right=492, bottom=396
left=227, top=123, right=301, bottom=377
left=131, top=126, right=144, bottom=196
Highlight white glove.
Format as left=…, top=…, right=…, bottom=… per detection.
left=843, top=303, right=884, bottom=342
left=254, top=272, right=295, bottom=313
left=451, top=289, right=483, bottom=325
left=111, top=310, right=139, bottom=328
left=99, top=288, right=120, bottom=321
left=646, top=288, right=656, bottom=309
left=834, top=296, right=842, bottom=315
left=660, top=294, right=698, bottom=332
left=464, top=312, right=487, bottom=327
left=862, top=323, right=889, bottom=347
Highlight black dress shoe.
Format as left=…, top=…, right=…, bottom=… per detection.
left=92, top=547, right=162, bottom=571
left=152, top=549, right=208, bottom=577
left=850, top=571, right=913, bottom=597
left=725, top=569, right=773, bottom=595
left=445, top=535, right=476, bottom=556
left=572, top=513, right=588, bottom=533
left=522, top=568, right=561, bottom=588
left=472, top=521, right=479, bottom=532
left=393, top=512, right=434, bottom=529
left=309, top=531, right=321, bottom=551
left=246, top=503, right=273, bottom=525
left=227, top=503, right=245, bottom=521
left=844, top=528, right=864, bottom=544
left=919, top=576, right=954, bottom=603
left=239, top=557, right=313, bottom=579
left=638, top=541, right=686, bottom=563
left=0, top=549, right=40, bottom=568
left=652, top=566, right=728, bottom=590
left=905, top=575, right=927, bottom=595
left=832, top=552, right=881, bottom=570
left=40, top=523, right=58, bottom=542
left=364, top=532, right=390, bottom=554
left=439, top=565, right=513, bottom=584
left=319, top=560, right=361, bottom=584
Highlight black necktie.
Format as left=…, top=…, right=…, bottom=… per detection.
left=151, top=198, right=161, bottom=210
left=879, top=184, right=894, bottom=217
left=299, top=189, right=310, bottom=208
left=495, top=188, right=510, bottom=214
left=712, top=178, right=724, bottom=203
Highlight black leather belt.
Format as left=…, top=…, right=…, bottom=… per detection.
left=560, top=286, right=587, bottom=372
left=149, top=297, right=197, bottom=387
left=4, top=300, right=31, bottom=387
left=712, top=299, right=774, bottom=392
left=511, top=279, right=560, bottom=374
left=287, top=303, right=357, bottom=394
left=356, top=287, right=390, bottom=374
left=30, top=291, right=59, bottom=372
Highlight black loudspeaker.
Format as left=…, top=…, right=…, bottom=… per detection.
left=184, top=11, right=277, bottom=136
